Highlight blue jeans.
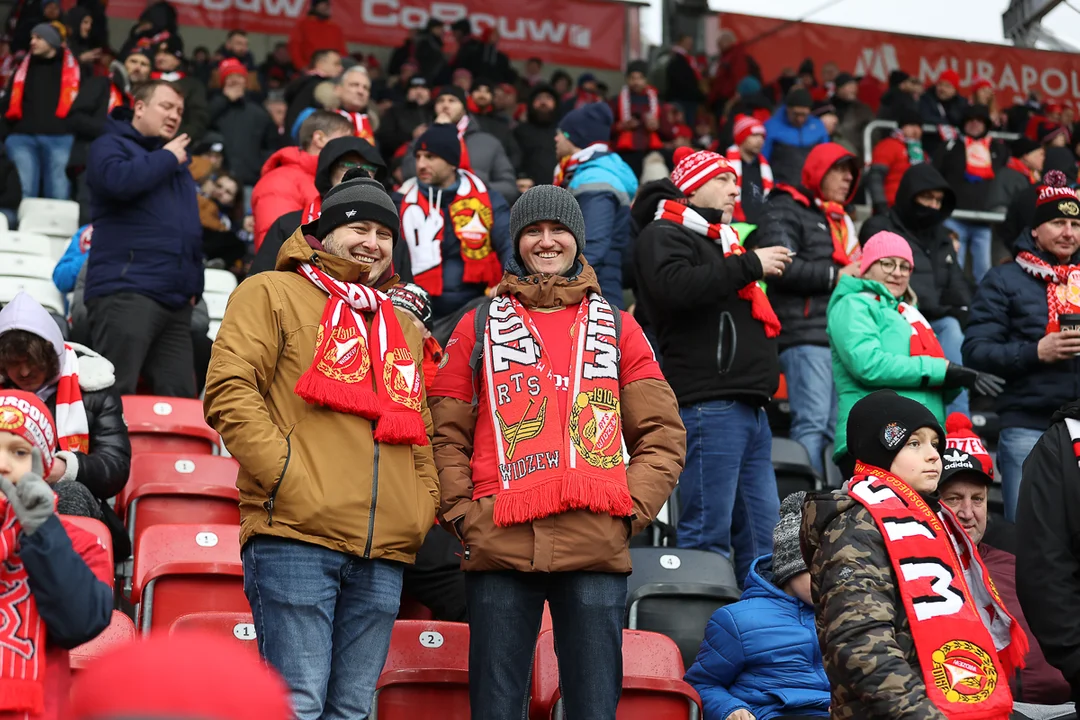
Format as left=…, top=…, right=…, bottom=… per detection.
left=4, top=133, right=74, bottom=200
left=997, top=427, right=1044, bottom=522
left=930, top=316, right=969, bottom=418
left=779, top=345, right=836, bottom=476
left=242, top=536, right=404, bottom=720
left=676, top=399, right=780, bottom=586
left=944, top=218, right=992, bottom=284
left=466, top=571, right=626, bottom=720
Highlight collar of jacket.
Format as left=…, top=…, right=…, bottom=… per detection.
left=274, top=225, right=398, bottom=290
left=495, top=256, right=601, bottom=309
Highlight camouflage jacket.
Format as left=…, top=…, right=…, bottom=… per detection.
left=801, top=490, right=948, bottom=720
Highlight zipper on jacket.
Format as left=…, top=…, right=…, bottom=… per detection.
left=264, top=434, right=292, bottom=525
left=363, top=428, right=380, bottom=558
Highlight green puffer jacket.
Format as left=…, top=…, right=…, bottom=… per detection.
left=826, top=274, right=953, bottom=461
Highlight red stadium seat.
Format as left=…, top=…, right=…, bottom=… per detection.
left=60, top=515, right=114, bottom=577
left=373, top=620, right=470, bottom=719
left=69, top=611, right=136, bottom=670
left=122, top=396, right=220, bottom=456
left=118, top=453, right=240, bottom=558
left=530, top=630, right=560, bottom=720
left=132, top=523, right=247, bottom=633
left=169, top=611, right=259, bottom=652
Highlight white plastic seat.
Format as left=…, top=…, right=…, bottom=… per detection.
left=208, top=320, right=221, bottom=342
left=0, top=213, right=9, bottom=232
left=17, top=199, right=79, bottom=238
left=48, top=237, right=68, bottom=262
left=0, top=252, right=54, bottom=281
left=204, top=268, right=237, bottom=295
left=0, top=231, right=51, bottom=257
left=0, top=277, right=64, bottom=314
left=204, top=292, right=228, bottom=321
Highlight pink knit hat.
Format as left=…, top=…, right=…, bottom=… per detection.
left=860, top=231, right=914, bottom=276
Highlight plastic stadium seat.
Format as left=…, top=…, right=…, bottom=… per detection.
left=60, top=515, right=114, bottom=579
left=204, top=268, right=237, bottom=295
left=626, top=548, right=741, bottom=668
left=69, top=611, right=136, bottom=670
left=0, top=212, right=7, bottom=232
left=0, top=276, right=64, bottom=314
left=169, top=610, right=258, bottom=651
left=118, top=453, right=240, bottom=556
left=17, top=198, right=80, bottom=237
left=132, top=523, right=246, bottom=633
left=532, top=630, right=702, bottom=719
left=122, top=396, right=220, bottom=456
left=208, top=320, right=221, bottom=341
left=971, top=411, right=1000, bottom=445
left=772, top=437, right=819, bottom=500
left=0, top=252, right=54, bottom=280
left=374, top=620, right=470, bottom=719
left=0, top=231, right=51, bottom=256
left=204, top=292, right=229, bottom=322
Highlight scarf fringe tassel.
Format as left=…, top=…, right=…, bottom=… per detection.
left=373, top=405, right=429, bottom=446
left=0, top=680, right=43, bottom=715
left=561, top=470, right=634, bottom=516
left=493, top=475, right=565, bottom=527
left=293, top=370, right=381, bottom=418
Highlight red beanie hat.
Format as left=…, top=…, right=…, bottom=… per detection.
left=69, top=632, right=292, bottom=720
left=218, top=57, right=248, bottom=81
left=733, top=113, right=765, bottom=147
left=670, top=147, right=736, bottom=196
left=941, top=412, right=994, bottom=486
left=0, top=390, right=55, bottom=475
left=939, top=70, right=961, bottom=89
left=971, top=76, right=994, bottom=93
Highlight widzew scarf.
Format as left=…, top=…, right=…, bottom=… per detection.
left=398, top=169, right=501, bottom=297
left=1015, top=251, right=1080, bottom=333
left=724, top=145, right=773, bottom=222
left=892, top=128, right=925, bottom=165
left=5, top=48, right=79, bottom=121
left=964, top=136, right=995, bottom=182
left=1006, top=156, right=1038, bottom=185
left=0, top=499, right=48, bottom=714
left=847, top=465, right=1026, bottom=719
left=479, top=293, right=631, bottom=526
left=338, top=110, right=375, bottom=144
left=655, top=199, right=780, bottom=338
left=294, top=263, right=427, bottom=445
left=554, top=142, right=610, bottom=188
left=614, top=85, right=662, bottom=151
left=816, top=198, right=860, bottom=267
left=55, top=343, right=89, bottom=453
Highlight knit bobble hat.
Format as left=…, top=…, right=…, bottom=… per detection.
left=388, top=283, right=434, bottom=333
left=939, top=412, right=995, bottom=488
left=558, top=102, right=614, bottom=149
left=860, top=231, right=914, bottom=276
left=1033, top=169, right=1080, bottom=228
left=219, top=57, right=248, bottom=81
left=415, top=123, right=461, bottom=168
left=733, top=114, right=766, bottom=147
left=509, top=184, right=586, bottom=269
left=316, top=177, right=400, bottom=244
left=846, top=390, right=944, bottom=473
left=772, top=491, right=809, bottom=588
left=0, top=390, right=56, bottom=476
left=670, top=147, right=736, bottom=196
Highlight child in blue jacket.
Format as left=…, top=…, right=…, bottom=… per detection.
left=685, top=492, right=830, bottom=720
left=52, top=224, right=92, bottom=295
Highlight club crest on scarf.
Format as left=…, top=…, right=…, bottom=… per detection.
left=313, top=316, right=371, bottom=384
left=931, top=640, right=999, bottom=704
left=382, top=347, right=422, bottom=412
left=450, top=196, right=494, bottom=260
left=569, top=388, right=622, bottom=469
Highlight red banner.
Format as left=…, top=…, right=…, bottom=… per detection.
left=106, top=0, right=627, bottom=70
left=718, top=12, right=1080, bottom=109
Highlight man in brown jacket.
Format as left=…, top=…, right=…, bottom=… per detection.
left=429, top=184, right=685, bottom=720
left=204, top=176, right=438, bottom=720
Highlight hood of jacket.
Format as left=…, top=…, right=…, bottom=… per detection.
left=314, top=137, right=387, bottom=194
left=495, top=258, right=602, bottom=310
left=828, top=273, right=898, bottom=312
left=574, top=152, right=639, bottom=198
left=631, top=178, right=684, bottom=229
left=260, top=146, right=319, bottom=179
left=800, top=142, right=860, bottom=205
left=800, top=490, right=856, bottom=570
left=742, top=554, right=805, bottom=605
left=893, top=163, right=957, bottom=232
left=274, top=224, right=399, bottom=289
left=1051, top=400, right=1080, bottom=424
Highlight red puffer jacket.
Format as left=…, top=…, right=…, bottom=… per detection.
left=251, top=147, right=319, bottom=251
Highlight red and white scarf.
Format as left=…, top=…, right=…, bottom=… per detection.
left=671, top=45, right=702, bottom=81
left=1006, top=156, right=1038, bottom=185
left=0, top=500, right=48, bottom=714
left=55, top=343, right=89, bottom=453
left=305, top=198, right=321, bottom=223
left=294, top=263, right=427, bottom=446
left=614, top=85, right=661, bottom=151
left=107, top=83, right=129, bottom=114
left=1015, top=251, right=1080, bottom=334
left=399, top=169, right=501, bottom=298
left=724, top=145, right=773, bottom=222
left=554, top=142, right=610, bottom=188
left=655, top=199, right=780, bottom=338
left=5, top=47, right=79, bottom=121
left=478, top=292, right=631, bottom=527
left=898, top=301, right=945, bottom=359
left=456, top=115, right=472, bottom=171
left=816, top=198, right=860, bottom=267
left=847, top=465, right=1026, bottom=719
left=150, top=70, right=185, bottom=82
left=338, top=110, right=375, bottom=144
left=964, top=136, right=995, bottom=182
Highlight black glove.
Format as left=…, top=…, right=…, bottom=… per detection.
left=944, top=363, right=1005, bottom=397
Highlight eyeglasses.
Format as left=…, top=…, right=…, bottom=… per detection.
left=338, top=161, right=379, bottom=177
left=877, top=259, right=913, bottom=275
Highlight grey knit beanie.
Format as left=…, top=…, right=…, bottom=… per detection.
left=31, top=23, right=62, bottom=50
left=772, top=491, right=809, bottom=588
left=509, top=184, right=586, bottom=270
left=317, top=177, right=400, bottom=244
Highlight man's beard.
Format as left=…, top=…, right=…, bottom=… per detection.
left=529, top=106, right=556, bottom=125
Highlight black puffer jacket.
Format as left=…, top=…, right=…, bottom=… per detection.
left=632, top=179, right=778, bottom=407
left=753, top=143, right=860, bottom=350
left=859, top=163, right=970, bottom=324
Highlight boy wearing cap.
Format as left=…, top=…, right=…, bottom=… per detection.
left=963, top=171, right=1080, bottom=520
left=205, top=176, right=438, bottom=720
left=0, top=390, right=113, bottom=720
left=725, top=114, right=772, bottom=224
left=0, top=22, right=79, bottom=200
left=431, top=184, right=684, bottom=720
left=554, top=102, right=639, bottom=309
left=388, top=282, right=442, bottom=391
left=686, top=491, right=830, bottom=720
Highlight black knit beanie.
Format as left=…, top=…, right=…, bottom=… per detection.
left=846, top=390, right=944, bottom=472
left=317, top=177, right=400, bottom=244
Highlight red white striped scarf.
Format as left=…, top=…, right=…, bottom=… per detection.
left=654, top=199, right=780, bottom=338
left=0, top=499, right=47, bottom=714
left=1014, top=252, right=1080, bottom=334
left=816, top=198, right=860, bottom=267
left=1006, top=156, right=1038, bottom=185
left=6, top=47, right=79, bottom=121
left=614, top=85, right=661, bottom=151
left=55, top=344, right=89, bottom=453
left=724, top=145, right=773, bottom=222
left=294, top=263, right=427, bottom=445
left=305, top=198, right=321, bottom=223
left=338, top=110, right=375, bottom=144
left=554, top=143, right=610, bottom=188
left=455, top=114, right=472, bottom=171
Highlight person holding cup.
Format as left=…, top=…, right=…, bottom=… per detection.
left=963, top=169, right=1080, bottom=520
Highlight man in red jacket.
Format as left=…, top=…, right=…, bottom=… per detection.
left=287, top=0, right=346, bottom=70
left=250, top=109, right=352, bottom=250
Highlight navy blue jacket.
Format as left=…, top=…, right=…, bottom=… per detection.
left=84, top=111, right=204, bottom=309
left=685, top=555, right=830, bottom=720
left=962, top=233, right=1080, bottom=431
